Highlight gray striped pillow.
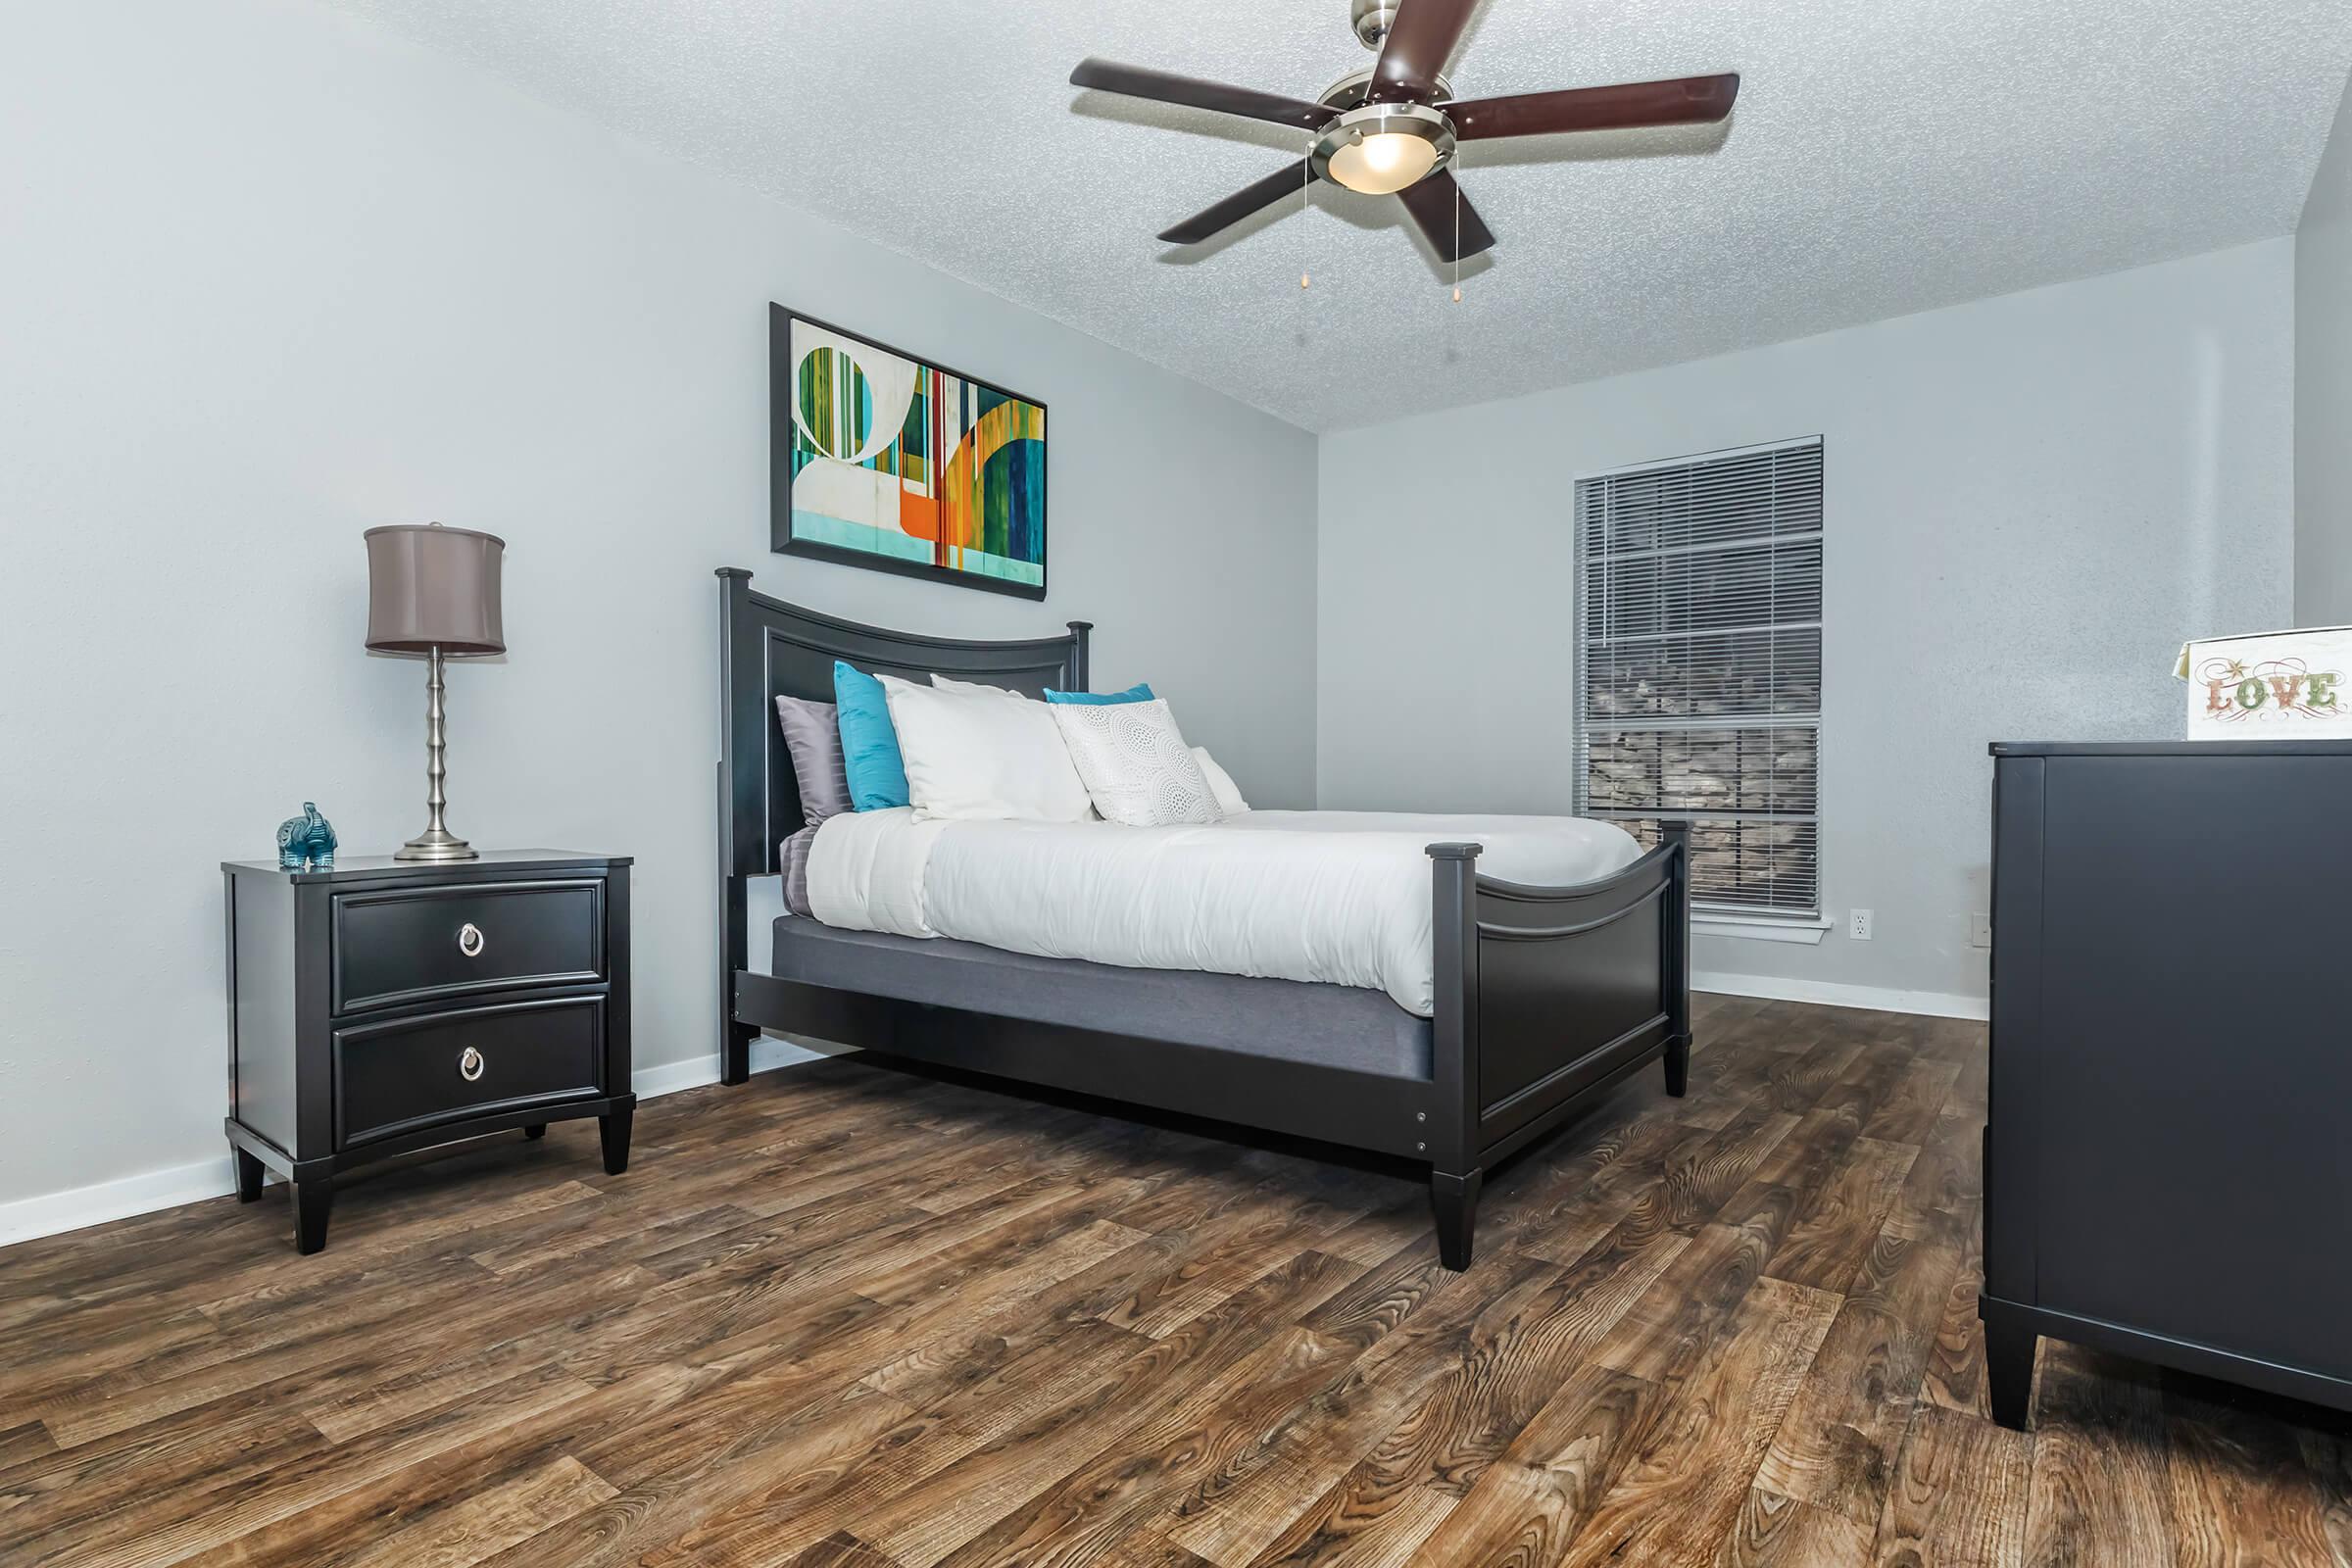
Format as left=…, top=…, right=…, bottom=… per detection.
left=774, top=694, right=852, bottom=825
left=780, top=824, right=819, bottom=918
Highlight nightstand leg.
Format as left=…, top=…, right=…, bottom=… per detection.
left=292, top=1177, right=333, bottom=1255
left=233, top=1146, right=266, bottom=1202
left=1984, top=1305, right=2037, bottom=1431
left=522, top=1123, right=547, bottom=1141
left=599, top=1102, right=634, bottom=1176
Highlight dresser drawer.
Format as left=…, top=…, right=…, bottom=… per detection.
left=333, top=879, right=605, bottom=1012
left=335, top=994, right=606, bottom=1149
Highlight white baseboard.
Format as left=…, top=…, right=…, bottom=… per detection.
left=0, top=1156, right=244, bottom=1250
left=0, top=1036, right=845, bottom=1251
left=629, top=1056, right=720, bottom=1100
left=1695, top=968, right=1988, bottom=1021
left=630, top=1036, right=846, bottom=1097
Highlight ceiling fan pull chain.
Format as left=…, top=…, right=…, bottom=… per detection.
left=1301, top=135, right=1312, bottom=289
left=1452, top=144, right=1463, bottom=302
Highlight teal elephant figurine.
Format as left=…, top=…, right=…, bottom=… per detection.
left=276, top=803, right=338, bottom=871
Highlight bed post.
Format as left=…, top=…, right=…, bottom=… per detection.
left=1066, top=620, right=1092, bottom=691
left=715, top=567, right=759, bottom=1087
left=1661, top=819, right=1692, bottom=1097
left=1427, top=841, right=1484, bottom=1270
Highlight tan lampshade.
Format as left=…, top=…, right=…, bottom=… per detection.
left=364, top=523, right=506, bottom=655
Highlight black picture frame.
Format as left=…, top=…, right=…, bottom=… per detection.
left=768, top=304, right=1050, bottom=602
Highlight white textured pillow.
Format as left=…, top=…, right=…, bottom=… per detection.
left=1192, top=747, right=1250, bottom=815
left=877, top=674, right=1093, bottom=822
left=1052, top=700, right=1223, bottom=827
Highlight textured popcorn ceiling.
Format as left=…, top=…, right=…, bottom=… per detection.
left=329, top=0, right=2352, bottom=430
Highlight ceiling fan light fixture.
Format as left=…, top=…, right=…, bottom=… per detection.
left=1312, top=102, right=1453, bottom=196
left=1332, top=129, right=1438, bottom=193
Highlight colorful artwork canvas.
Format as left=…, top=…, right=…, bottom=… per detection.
left=771, top=307, right=1048, bottom=599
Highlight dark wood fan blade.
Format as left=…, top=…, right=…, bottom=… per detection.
left=1396, top=171, right=1496, bottom=263
left=1071, top=59, right=1336, bottom=130
left=1158, top=161, right=1312, bottom=245
left=1446, top=74, right=1740, bottom=140
left=1368, top=0, right=1478, bottom=104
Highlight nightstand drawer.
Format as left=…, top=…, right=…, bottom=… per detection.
left=335, top=994, right=607, bottom=1149
left=333, top=879, right=605, bottom=1012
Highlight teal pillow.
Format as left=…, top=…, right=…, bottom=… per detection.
left=1044, top=682, right=1154, bottom=706
left=832, top=662, right=909, bottom=810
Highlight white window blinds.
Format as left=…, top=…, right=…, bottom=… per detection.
left=1573, top=437, right=1823, bottom=918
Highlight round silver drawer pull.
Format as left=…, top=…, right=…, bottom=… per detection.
left=459, top=1046, right=485, bottom=1082
left=457, top=922, right=485, bottom=957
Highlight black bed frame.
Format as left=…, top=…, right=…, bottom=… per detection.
left=713, top=567, right=1692, bottom=1267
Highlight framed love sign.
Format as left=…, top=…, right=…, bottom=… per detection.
left=2176, top=626, right=2352, bottom=739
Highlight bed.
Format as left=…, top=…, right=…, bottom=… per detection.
left=713, top=568, right=1691, bottom=1268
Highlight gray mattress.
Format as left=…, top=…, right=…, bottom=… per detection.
left=769, top=916, right=1433, bottom=1081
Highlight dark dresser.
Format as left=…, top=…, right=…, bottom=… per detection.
left=221, top=850, right=633, bottom=1252
left=1984, top=741, right=2352, bottom=1427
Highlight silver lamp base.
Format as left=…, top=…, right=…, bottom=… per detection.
left=394, top=645, right=480, bottom=862
left=395, top=826, right=477, bottom=862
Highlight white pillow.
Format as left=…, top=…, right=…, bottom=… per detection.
left=927, top=674, right=1106, bottom=820
left=1192, top=747, right=1250, bottom=815
left=877, top=674, right=1094, bottom=822
left=928, top=673, right=1017, bottom=698
left=1051, top=699, right=1223, bottom=827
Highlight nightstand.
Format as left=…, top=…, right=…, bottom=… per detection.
left=220, top=850, right=633, bottom=1252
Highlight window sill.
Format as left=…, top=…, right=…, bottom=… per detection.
left=1692, top=912, right=1833, bottom=946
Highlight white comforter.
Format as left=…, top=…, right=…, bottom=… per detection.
left=806, top=808, right=1642, bottom=1015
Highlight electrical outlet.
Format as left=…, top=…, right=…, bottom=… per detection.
left=1849, top=907, right=1874, bottom=941
left=1970, top=913, right=1992, bottom=949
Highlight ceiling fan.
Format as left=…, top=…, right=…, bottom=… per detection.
left=1070, top=0, right=1740, bottom=264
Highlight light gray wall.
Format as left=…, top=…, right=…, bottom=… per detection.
left=2299, top=70, right=2352, bottom=624
left=1319, top=240, right=2296, bottom=1007
left=0, top=0, right=1318, bottom=1219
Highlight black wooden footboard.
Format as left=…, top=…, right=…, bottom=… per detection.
left=1422, top=823, right=1691, bottom=1266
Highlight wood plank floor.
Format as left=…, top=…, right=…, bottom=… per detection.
left=7, top=996, right=2351, bottom=1567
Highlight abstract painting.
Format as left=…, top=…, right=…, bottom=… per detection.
left=770, top=306, right=1048, bottom=599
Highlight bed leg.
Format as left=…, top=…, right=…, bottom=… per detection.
left=721, top=1022, right=754, bottom=1087
left=717, top=849, right=754, bottom=1085
left=1660, top=822, right=1692, bottom=1102
left=1431, top=1169, right=1483, bottom=1271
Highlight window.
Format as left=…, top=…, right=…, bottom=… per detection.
left=1572, top=438, right=1824, bottom=924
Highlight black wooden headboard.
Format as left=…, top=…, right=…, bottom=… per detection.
left=712, top=566, right=1090, bottom=1077
left=715, top=567, right=1091, bottom=875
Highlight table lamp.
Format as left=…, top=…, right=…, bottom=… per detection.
left=364, top=522, right=505, bottom=861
